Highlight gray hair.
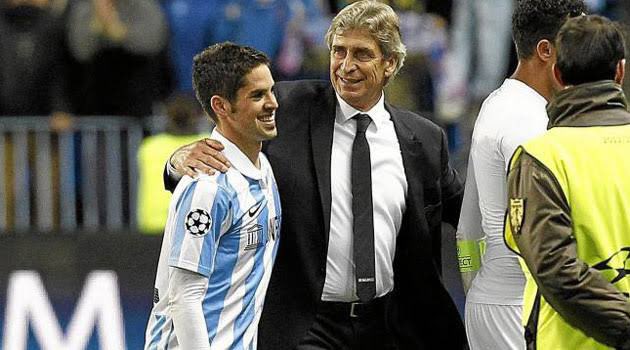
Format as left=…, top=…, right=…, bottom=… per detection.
left=325, top=0, right=407, bottom=78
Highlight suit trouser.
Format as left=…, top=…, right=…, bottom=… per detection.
left=296, top=295, right=396, bottom=350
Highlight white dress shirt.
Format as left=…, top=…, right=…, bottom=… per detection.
left=459, top=79, right=548, bottom=305
left=321, top=93, right=408, bottom=302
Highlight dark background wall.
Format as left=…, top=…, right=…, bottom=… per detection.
left=0, top=230, right=463, bottom=349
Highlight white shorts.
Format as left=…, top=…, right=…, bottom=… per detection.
left=465, top=302, right=526, bottom=350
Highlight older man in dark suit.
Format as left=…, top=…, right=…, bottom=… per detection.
left=164, top=1, right=466, bottom=349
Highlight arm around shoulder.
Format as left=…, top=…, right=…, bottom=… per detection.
left=163, top=138, right=230, bottom=193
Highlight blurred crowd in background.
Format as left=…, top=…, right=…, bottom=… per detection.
left=0, top=0, right=627, bottom=234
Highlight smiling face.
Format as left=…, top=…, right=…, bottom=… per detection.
left=330, top=29, right=397, bottom=111
left=218, top=64, right=278, bottom=149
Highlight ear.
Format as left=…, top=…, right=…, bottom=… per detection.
left=535, top=39, right=554, bottom=63
left=210, top=95, right=231, bottom=120
left=383, top=56, right=397, bottom=78
left=614, top=59, right=626, bottom=84
left=553, top=63, right=565, bottom=87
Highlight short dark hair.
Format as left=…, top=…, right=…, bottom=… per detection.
left=556, top=15, right=626, bottom=85
left=192, top=42, right=270, bottom=120
left=512, top=0, right=586, bottom=59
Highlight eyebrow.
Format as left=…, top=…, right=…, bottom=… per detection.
left=332, top=44, right=374, bottom=53
left=248, top=88, right=269, bottom=97
left=355, top=47, right=374, bottom=54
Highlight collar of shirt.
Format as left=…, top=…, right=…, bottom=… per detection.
left=504, top=78, right=548, bottom=107
left=335, top=92, right=388, bottom=131
left=210, top=129, right=264, bottom=180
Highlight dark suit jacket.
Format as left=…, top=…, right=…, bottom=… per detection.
left=165, top=80, right=467, bottom=349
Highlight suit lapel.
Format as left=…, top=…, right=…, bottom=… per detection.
left=388, top=104, right=426, bottom=212
left=310, top=86, right=337, bottom=237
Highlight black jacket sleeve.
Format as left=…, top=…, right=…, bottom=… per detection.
left=163, top=163, right=179, bottom=193
left=439, top=129, right=463, bottom=228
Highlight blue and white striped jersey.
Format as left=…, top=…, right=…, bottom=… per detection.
left=145, top=130, right=281, bottom=350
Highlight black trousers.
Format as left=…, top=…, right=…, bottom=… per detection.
left=296, top=295, right=397, bottom=350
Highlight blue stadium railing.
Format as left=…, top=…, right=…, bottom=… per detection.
left=0, top=116, right=146, bottom=234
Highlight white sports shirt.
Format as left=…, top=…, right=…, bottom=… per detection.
left=145, top=130, right=281, bottom=350
left=459, top=79, right=548, bottom=305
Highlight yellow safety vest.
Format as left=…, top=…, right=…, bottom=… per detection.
left=137, top=133, right=206, bottom=234
left=506, top=124, right=630, bottom=350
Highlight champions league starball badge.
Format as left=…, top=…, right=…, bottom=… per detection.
left=185, top=209, right=212, bottom=236
left=593, top=247, right=630, bottom=293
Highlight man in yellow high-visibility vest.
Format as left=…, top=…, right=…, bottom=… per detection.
left=137, top=95, right=207, bottom=234
left=505, top=15, right=630, bottom=350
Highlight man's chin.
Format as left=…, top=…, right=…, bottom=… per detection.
left=259, top=128, right=278, bottom=141
left=337, top=87, right=358, bottom=98
left=339, top=91, right=369, bottom=109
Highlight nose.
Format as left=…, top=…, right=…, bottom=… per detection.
left=265, top=92, right=278, bottom=111
left=340, top=55, right=357, bottom=73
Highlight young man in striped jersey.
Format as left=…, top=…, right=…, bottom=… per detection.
left=144, top=42, right=281, bottom=350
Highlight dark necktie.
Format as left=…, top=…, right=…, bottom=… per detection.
left=352, top=113, right=376, bottom=302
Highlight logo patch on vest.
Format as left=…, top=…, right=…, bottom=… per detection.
left=509, top=198, right=525, bottom=235
left=593, top=247, right=630, bottom=297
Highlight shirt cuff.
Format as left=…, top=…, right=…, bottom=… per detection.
left=167, top=157, right=183, bottom=183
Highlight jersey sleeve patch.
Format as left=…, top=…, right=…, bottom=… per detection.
left=185, top=208, right=213, bottom=237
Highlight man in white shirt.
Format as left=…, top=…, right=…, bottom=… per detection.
left=144, top=42, right=281, bottom=349
left=456, top=0, right=586, bottom=348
